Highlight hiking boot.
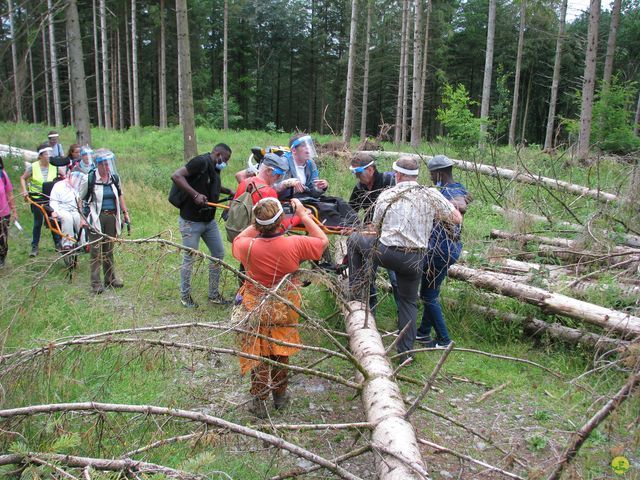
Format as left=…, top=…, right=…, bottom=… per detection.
left=0, top=256, right=5, bottom=268
left=208, top=294, right=231, bottom=306
left=273, top=391, right=290, bottom=410
left=180, top=295, right=199, bottom=309
left=54, top=241, right=63, bottom=252
left=92, top=285, right=105, bottom=295
left=29, top=246, right=39, bottom=257
left=250, top=397, right=268, bottom=419
left=105, top=279, right=124, bottom=288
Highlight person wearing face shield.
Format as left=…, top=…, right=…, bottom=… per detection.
left=20, top=143, right=62, bottom=257
left=49, top=171, right=86, bottom=249
left=73, top=147, right=95, bottom=175
left=79, top=149, right=130, bottom=294
left=275, top=134, right=329, bottom=200
left=171, top=143, right=234, bottom=308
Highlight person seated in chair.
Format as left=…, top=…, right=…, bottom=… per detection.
left=276, top=134, right=328, bottom=200
left=49, top=171, right=85, bottom=250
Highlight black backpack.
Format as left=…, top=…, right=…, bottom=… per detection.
left=168, top=163, right=209, bottom=208
left=85, top=169, right=121, bottom=202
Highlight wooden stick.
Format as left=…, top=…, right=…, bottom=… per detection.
left=475, top=381, right=511, bottom=403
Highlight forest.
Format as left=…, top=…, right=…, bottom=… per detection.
left=1, top=0, right=639, bottom=154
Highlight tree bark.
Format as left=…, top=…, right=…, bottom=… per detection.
left=29, top=49, right=37, bottom=123
left=340, top=300, right=429, bottom=479
left=125, top=4, right=133, bottom=126
left=48, top=0, right=63, bottom=126
left=100, top=0, right=111, bottom=129
left=544, top=0, right=568, bottom=151
left=92, top=0, right=103, bottom=128
left=577, top=0, right=601, bottom=161
left=401, top=6, right=411, bottom=144
left=394, top=0, right=409, bottom=144
left=117, top=28, right=124, bottom=130
left=602, top=0, right=622, bottom=88
left=9, top=0, right=23, bottom=123
left=448, top=264, right=640, bottom=337
left=410, top=0, right=424, bottom=148
left=417, top=0, right=431, bottom=144
left=479, top=0, right=497, bottom=146
left=41, top=28, right=51, bottom=125
left=342, top=0, right=359, bottom=143
left=176, top=0, right=198, bottom=159
left=635, top=90, right=640, bottom=136
left=131, top=0, right=140, bottom=127
left=223, top=0, right=229, bottom=130
left=66, top=0, right=92, bottom=146
left=359, top=0, right=373, bottom=140
left=508, top=0, right=526, bottom=147
left=159, top=0, right=167, bottom=129
left=66, top=40, right=74, bottom=126
left=358, top=151, right=619, bottom=203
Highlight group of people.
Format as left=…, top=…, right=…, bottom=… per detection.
left=0, top=129, right=470, bottom=418
left=0, top=131, right=130, bottom=294
left=170, top=134, right=470, bottom=417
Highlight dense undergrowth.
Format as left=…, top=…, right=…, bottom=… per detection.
left=0, top=122, right=638, bottom=479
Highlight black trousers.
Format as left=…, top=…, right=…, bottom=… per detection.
left=347, top=233, right=423, bottom=355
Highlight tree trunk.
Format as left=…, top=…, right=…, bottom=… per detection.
left=223, top=0, right=229, bottom=130
left=410, top=0, right=424, bottom=148
left=100, top=0, right=111, bottom=129
left=340, top=300, right=429, bottom=479
left=29, top=49, right=37, bottom=123
left=131, top=0, right=140, bottom=127
left=66, top=39, right=74, bottom=126
left=66, top=0, right=92, bottom=145
left=92, top=0, right=103, bottom=128
left=359, top=0, right=373, bottom=140
left=342, top=0, right=359, bottom=143
left=602, top=0, right=621, bottom=88
left=577, top=0, right=601, bottom=161
left=448, top=265, right=640, bottom=337
left=117, top=28, right=124, bottom=130
left=159, top=0, right=167, bottom=129
left=394, top=0, right=409, bottom=144
left=125, top=5, right=133, bottom=126
left=479, top=0, right=497, bottom=146
left=401, top=6, right=411, bottom=144
left=508, top=0, right=526, bottom=147
left=520, top=71, right=532, bottom=142
left=358, top=151, right=619, bottom=203
left=176, top=0, right=197, bottom=159
left=9, top=0, right=23, bottom=122
left=48, top=0, right=63, bottom=126
left=417, top=0, right=431, bottom=144
left=544, top=0, right=568, bottom=151
left=635, top=91, right=640, bottom=136
left=41, top=28, right=51, bottom=125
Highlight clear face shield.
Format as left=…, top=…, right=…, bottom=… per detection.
left=93, top=148, right=117, bottom=178
left=80, top=147, right=94, bottom=166
left=289, top=136, right=317, bottom=163
left=66, top=171, right=86, bottom=193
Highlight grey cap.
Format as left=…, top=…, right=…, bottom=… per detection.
left=428, top=154, right=454, bottom=171
left=262, top=152, right=290, bottom=173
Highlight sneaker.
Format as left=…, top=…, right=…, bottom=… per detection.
left=273, top=391, right=290, bottom=410
left=424, top=339, right=452, bottom=349
left=105, top=279, right=124, bottom=288
left=416, top=334, right=433, bottom=344
left=180, top=295, right=199, bottom=308
left=29, top=246, right=39, bottom=257
left=208, top=294, right=231, bottom=306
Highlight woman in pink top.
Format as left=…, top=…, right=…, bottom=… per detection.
left=0, top=157, right=19, bottom=268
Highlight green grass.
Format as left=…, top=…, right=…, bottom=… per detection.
left=1, top=122, right=638, bottom=478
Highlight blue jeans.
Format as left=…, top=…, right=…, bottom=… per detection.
left=31, top=203, right=60, bottom=248
left=418, top=243, right=461, bottom=343
left=179, top=216, right=225, bottom=299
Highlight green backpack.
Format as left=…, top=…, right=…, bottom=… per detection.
left=225, top=181, right=266, bottom=242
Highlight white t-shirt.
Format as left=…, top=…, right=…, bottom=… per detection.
left=295, top=164, right=307, bottom=185
left=49, top=180, right=80, bottom=213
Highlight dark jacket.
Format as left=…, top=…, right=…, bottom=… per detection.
left=179, top=153, right=222, bottom=223
left=348, top=170, right=395, bottom=223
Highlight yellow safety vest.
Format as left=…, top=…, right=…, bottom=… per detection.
left=28, top=161, right=57, bottom=195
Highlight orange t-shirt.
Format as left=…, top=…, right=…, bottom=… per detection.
left=232, top=234, right=326, bottom=288
left=234, top=177, right=300, bottom=228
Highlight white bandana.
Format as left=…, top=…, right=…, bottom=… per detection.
left=253, top=198, right=284, bottom=226
left=392, top=161, right=419, bottom=176
left=38, top=147, right=53, bottom=155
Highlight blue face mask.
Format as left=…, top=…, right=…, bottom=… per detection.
left=436, top=181, right=442, bottom=187
left=216, top=162, right=227, bottom=171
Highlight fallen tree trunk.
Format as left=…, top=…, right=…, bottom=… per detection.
left=340, top=299, right=429, bottom=479
left=448, top=265, right=640, bottom=338
left=491, top=205, right=640, bottom=249
left=0, top=144, right=38, bottom=161
left=490, top=229, right=572, bottom=247
left=447, top=300, right=630, bottom=352
left=537, top=244, right=640, bottom=270
left=358, top=151, right=619, bottom=203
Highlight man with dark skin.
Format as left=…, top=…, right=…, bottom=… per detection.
left=171, top=144, right=234, bottom=308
